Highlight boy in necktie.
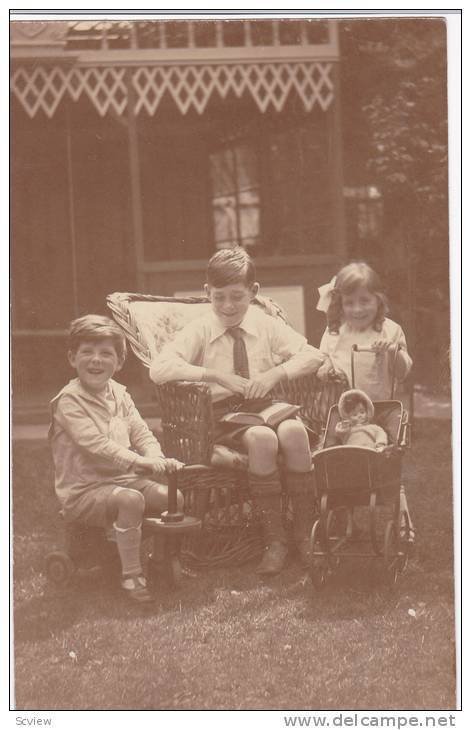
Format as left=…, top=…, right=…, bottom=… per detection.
left=150, top=248, right=327, bottom=575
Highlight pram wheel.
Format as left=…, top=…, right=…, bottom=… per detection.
left=383, top=520, right=408, bottom=584
left=310, top=560, right=329, bottom=589
left=45, top=551, right=76, bottom=586
left=308, top=519, right=331, bottom=589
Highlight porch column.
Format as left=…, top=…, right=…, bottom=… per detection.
left=329, top=62, right=346, bottom=258
left=125, top=70, right=145, bottom=291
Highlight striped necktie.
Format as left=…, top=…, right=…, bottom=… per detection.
left=227, top=327, right=250, bottom=379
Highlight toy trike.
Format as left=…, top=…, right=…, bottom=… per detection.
left=45, top=468, right=201, bottom=589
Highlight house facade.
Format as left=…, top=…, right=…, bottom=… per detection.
left=11, top=19, right=346, bottom=400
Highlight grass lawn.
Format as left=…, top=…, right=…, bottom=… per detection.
left=12, top=419, right=456, bottom=710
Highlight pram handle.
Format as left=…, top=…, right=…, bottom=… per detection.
left=351, top=343, right=401, bottom=399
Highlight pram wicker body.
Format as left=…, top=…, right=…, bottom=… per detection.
left=107, top=291, right=345, bottom=567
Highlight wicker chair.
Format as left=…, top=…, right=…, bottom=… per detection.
left=107, top=291, right=345, bottom=567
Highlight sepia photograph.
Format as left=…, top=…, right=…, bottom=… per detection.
left=10, top=9, right=458, bottom=715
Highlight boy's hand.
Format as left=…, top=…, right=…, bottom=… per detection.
left=244, top=368, right=282, bottom=400
left=164, top=458, right=185, bottom=474
left=134, top=455, right=163, bottom=475
left=135, top=455, right=183, bottom=477
left=317, top=360, right=334, bottom=382
left=214, top=372, right=248, bottom=395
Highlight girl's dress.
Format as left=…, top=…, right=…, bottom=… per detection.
left=320, top=317, right=412, bottom=402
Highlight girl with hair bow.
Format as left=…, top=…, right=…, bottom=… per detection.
left=316, top=262, right=412, bottom=402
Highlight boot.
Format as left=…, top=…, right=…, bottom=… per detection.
left=249, top=471, right=288, bottom=575
left=286, top=469, right=317, bottom=567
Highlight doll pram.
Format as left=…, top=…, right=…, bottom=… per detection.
left=308, top=345, right=414, bottom=588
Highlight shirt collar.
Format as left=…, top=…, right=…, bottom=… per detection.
left=209, top=307, right=258, bottom=343
left=50, top=377, right=127, bottom=406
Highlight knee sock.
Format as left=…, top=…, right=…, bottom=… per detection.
left=113, top=522, right=142, bottom=578
left=285, top=470, right=316, bottom=545
left=248, top=471, right=285, bottom=545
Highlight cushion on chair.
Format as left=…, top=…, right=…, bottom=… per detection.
left=129, top=299, right=212, bottom=362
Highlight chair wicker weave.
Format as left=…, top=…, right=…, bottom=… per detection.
left=107, top=291, right=345, bottom=567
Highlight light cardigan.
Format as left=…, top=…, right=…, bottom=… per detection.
left=49, top=378, right=162, bottom=516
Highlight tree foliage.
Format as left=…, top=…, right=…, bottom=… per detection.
left=341, top=18, right=447, bottom=218
left=339, top=19, right=450, bottom=386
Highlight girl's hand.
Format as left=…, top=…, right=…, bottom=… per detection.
left=371, top=339, right=392, bottom=355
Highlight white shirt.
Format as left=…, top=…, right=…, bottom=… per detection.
left=150, top=306, right=325, bottom=402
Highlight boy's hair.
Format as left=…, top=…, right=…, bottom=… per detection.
left=327, top=261, right=388, bottom=334
left=68, top=315, right=127, bottom=361
left=206, top=247, right=256, bottom=288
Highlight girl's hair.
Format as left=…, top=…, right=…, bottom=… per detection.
left=68, top=315, right=127, bottom=361
left=206, top=246, right=256, bottom=288
left=327, top=261, right=388, bottom=334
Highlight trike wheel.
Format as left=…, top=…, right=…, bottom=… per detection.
left=45, top=551, right=76, bottom=586
left=165, top=555, right=182, bottom=588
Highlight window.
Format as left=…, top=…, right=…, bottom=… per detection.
left=344, top=186, right=383, bottom=240
left=209, top=143, right=261, bottom=252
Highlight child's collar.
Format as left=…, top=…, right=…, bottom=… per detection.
left=209, top=308, right=258, bottom=343
left=51, top=377, right=127, bottom=405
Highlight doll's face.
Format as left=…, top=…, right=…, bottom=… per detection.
left=348, top=403, right=369, bottom=425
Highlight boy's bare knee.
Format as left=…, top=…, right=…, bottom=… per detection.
left=116, top=488, right=145, bottom=514
left=244, top=425, right=278, bottom=456
left=277, top=419, right=308, bottom=445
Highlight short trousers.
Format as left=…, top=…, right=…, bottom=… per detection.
left=212, top=397, right=254, bottom=450
left=211, top=397, right=313, bottom=450
left=63, top=477, right=170, bottom=529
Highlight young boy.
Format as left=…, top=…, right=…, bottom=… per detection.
left=150, top=247, right=327, bottom=574
left=49, top=315, right=184, bottom=604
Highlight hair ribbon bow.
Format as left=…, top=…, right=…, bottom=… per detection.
left=316, top=276, right=337, bottom=312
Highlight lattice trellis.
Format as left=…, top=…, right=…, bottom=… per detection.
left=11, top=62, right=334, bottom=118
